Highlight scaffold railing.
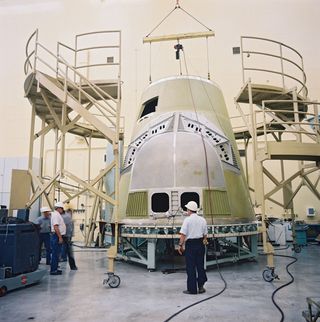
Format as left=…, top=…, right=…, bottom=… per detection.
left=240, top=36, right=308, bottom=98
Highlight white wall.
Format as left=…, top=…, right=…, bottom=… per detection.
left=0, top=0, right=319, bottom=220
left=1, top=0, right=320, bottom=156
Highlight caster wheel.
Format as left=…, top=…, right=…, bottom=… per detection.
left=0, top=286, right=7, bottom=297
left=293, top=245, right=301, bottom=253
left=108, top=274, right=121, bottom=288
left=262, top=269, right=274, bottom=282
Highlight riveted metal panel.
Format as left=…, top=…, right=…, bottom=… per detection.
left=126, top=191, right=148, bottom=217
left=203, top=189, right=231, bottom=217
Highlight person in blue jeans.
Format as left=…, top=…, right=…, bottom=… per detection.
left=50, top=201, right=66, bottom=275
left=61, top=207, right=77, bottom=270
left=60, top=207, right=73, bottom=261
left=178, top=201, right=208, bottom=295
left=35, top=206, right=52, bottom=265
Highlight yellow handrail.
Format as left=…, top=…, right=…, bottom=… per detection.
left=240, top=36, right=308, bottom=98
left=24, top=30, right=121, bottom=128
left=24, top=29, right=38, bottom=75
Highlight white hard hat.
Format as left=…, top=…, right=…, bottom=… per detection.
left=54, top=201, right=64, bottom=209
left=40, top=206, right=51, bottom=213
left=185, top=201, right=198, bottom=212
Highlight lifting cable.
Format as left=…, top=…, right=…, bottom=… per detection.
left=145, top=3, right=226, bottom=319
left=182, top=47, right=223, bottom=225
left=145, top=1, right=212, bottom=38
left=145, top=1, right=212, bottom=82
left=163, top=47, right=228, bottom=322
left=181, top=48, right=211, bottom=215
left=164, top=14, right=297, bottom=322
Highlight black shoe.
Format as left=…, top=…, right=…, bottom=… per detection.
left=198, top=286, right=206, bottom=294
left=183, top=290, right=197, bottom=295
left=50, top=271, right=62, bottom=275
left=70, top=267, right=78, bottom=270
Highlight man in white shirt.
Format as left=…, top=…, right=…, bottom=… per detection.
left=50, top=201, right=66, bottom=275
left=178, top=201, right=208, bottom=294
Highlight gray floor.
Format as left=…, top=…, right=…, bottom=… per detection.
left=1, top=244, right=319, bottom=322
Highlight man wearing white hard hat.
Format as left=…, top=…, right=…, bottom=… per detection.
left=178, top=201, right=208, bottom=295
left=50, top=201, right=66, bottom=275
left=35, top=206, right=52, bottom=265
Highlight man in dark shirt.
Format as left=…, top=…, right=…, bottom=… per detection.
left=35, top=206, right=52, bottom=265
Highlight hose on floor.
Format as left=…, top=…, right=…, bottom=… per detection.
left=163, top=251, right=227, bottom=322
left=271, top=254, right=298, bottom=322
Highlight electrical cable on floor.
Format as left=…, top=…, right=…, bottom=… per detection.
left=259, top=250, right=298, bottom=322
left=271, top=254, right=297, bottom=322
left=163, top=250, right=227, bottom=322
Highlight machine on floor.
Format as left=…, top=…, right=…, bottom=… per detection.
left=0, top=208, right=46, bottom=297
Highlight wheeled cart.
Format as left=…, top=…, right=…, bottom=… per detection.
left=0, top=268, right=47, bottom=297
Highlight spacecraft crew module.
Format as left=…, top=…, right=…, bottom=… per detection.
left=108, top=74, right=258, bottom=269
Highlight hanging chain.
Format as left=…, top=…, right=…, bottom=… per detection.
left=149, top=42, right=152, bottom=83
left=206, top=37, right=211, bottom=80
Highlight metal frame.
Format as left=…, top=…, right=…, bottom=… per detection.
left=24, top=30, right=122, bottom=276
left=235, top=36, right=320, bottom=273
left=303, top=297, right=320, bottom=322
left=106, top=223, right=258, bottom=270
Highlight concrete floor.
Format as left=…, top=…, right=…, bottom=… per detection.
left=0, top=244, right=319, bottom=322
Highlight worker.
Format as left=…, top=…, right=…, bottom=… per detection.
left=35, top=206, right=52, bottom=265
left=61, top=207, right=77, bottom=270
left=50, top=201, right=66, bottom=275
left=178, top=201, right=208, bottom=295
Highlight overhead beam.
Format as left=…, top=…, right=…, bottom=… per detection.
left=143, top=31, right=214, bottom=43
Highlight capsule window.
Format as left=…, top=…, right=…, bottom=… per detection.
left=151, top=193, right=169, bottom=212
left=139, top=96, right=159, bottom=119
left=181, top=192, right=200, bottom=211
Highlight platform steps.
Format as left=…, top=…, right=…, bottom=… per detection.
left=25, top=70, right=118, bottom=141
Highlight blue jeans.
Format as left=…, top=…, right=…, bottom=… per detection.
left=50, top=234, right=62, bottom=273
left=62, top=236, right=77, bottom=269
left=61, top=243, right=67, bottom=261
left=39, top=233, right=51, bottom=265
left=185, top=239, right=207, bottom=294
